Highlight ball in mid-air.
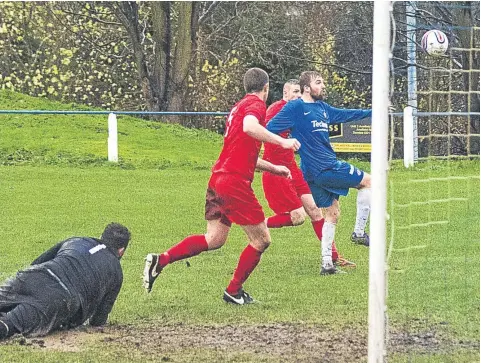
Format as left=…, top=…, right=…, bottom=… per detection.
left=421, top=30, right=449, bottom=56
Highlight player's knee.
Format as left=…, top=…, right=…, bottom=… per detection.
left=205, top=233, right=227, bottom=250
left=251, top=234, right=271, bottom=252
left=330, top=210, right=340, bottom=223
left=360, top=173, right=371, bottom=188
left=290, top=208, right=306, bottom=226
left=251, top=239, right=271, bottom=252
left=292, top=216, right=305, bottom=226
left=326, top=206, right=340, bottom=223
left=261, top=238, right=271, bottom=251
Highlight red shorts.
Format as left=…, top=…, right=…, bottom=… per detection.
left=205, top=173, right=265, bottom=227
left=262, top=164, right=311, bottom=215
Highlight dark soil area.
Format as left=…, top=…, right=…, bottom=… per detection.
left=1, top=322, right=479, bottom=362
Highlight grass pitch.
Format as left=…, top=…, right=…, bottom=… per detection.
left=0, top=90, right=479, bottom=362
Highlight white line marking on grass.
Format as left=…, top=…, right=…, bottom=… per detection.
left=394, top=197, right=468, bottom=208
left=392, top=245, right=428, bottom=252
left=397, top=220, right=449, bottom=229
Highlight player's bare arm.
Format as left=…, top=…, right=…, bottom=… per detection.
left=256, top=158, right=292, bottom=179
left=243, top=115, right=300, bottom=151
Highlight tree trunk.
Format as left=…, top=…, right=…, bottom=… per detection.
left=112, top=2, right=204, bottom=119
left=114, top=2, right=162, bottom=112
left=167, top=2, right=194, bottom=114
left=151, top=2, right=171, bottom=111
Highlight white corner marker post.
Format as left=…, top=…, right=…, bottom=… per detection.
left=403, top=106, right=415, bottom=168
left=108, top=113, right=118, bottom=162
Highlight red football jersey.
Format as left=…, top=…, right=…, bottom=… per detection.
left=263, top=99, right=295, bottom=167
left=211, top=94, right=266, bottom=181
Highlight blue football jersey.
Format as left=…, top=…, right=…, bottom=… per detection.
left=267, top=98, right=371, bottom=180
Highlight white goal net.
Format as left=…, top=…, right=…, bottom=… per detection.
left=370, top=2, right=480, bottom=362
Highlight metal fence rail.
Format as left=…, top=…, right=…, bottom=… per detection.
left=0, top=110, right=479, bottom=116
left=0, top=110, right=229, bottom=116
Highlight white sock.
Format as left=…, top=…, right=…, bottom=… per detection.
left=321, top=221, right=336, bottom=265
left=354, top=188, right=371, bottom=237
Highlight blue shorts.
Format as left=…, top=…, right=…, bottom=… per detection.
left=307, top=161, right=364, bottom=208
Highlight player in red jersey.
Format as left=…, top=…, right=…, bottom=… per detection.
left=262, top=79, right=356, bottom=272
left=143, top=68, right=300, bottom=305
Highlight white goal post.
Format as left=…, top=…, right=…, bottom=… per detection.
left=369, top=1, right=391, bottom=363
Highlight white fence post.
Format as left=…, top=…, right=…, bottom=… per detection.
left=403, top=106, right=414, bottom=168
left=108, top=113, right=118, bottom=162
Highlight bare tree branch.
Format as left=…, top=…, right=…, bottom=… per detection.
left=199, top=1, right=221, bottom=25
left=266, top=51, right=373, bottom=75
left=56, top=5, right=122, bottom=26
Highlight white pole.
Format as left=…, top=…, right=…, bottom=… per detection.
left=369, top=1, right=390, bottom=363
left=406, top=1, right=419, bottom=161
left=108, top=113, right=118, bottom=162
left=403, top=106, right=415, bottom=167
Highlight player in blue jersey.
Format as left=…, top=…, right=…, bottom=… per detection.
left=267, top=71, right=372, bottom=275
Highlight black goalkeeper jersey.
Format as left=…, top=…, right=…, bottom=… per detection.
left=28, top=236, right=123, bottom=327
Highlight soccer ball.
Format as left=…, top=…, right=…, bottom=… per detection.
left=421, top=30, right=449, bottom=56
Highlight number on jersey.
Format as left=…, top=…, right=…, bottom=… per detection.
left=224, top=106, right=238, bottom=138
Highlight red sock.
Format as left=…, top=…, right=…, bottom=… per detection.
left=266, top=213, right=293, bottom=228
left=312, top=219, right=338, bottom=260
left=159, top=235, right=208, bottom=268
left=226, top=244, right=263, bottom=294
left=332, top=241, right=339, bottom=261
left=311, top=218, right=325, bottom=240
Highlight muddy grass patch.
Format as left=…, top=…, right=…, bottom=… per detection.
left=100, top=322, right=367, bottom=362
left=1, top=322, right=478, bottom=362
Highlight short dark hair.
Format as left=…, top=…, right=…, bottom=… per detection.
left=243, top=68, right=269, bottom=93
left=299, top=71, right=322, bottom=94
left=101, top=223, right=131, bottom=250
